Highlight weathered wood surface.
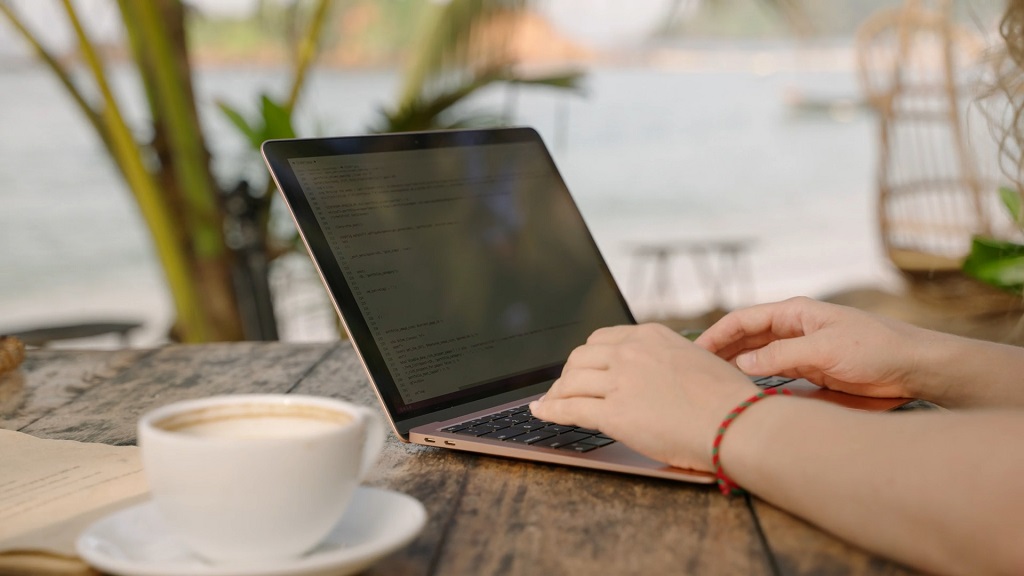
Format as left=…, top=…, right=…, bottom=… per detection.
left=3, top=343, right=918, bottom=575
left=752, top=500, right=915, bottom=576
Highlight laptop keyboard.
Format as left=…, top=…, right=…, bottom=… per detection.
left=442, top=404, right=616, bottom=453
left=441, top=377, right=791, bottom=453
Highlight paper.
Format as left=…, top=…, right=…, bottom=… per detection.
left=0, top=429, right=148, bottom=572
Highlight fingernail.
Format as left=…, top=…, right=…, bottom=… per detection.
left=736, top=352, right=755, bottom=372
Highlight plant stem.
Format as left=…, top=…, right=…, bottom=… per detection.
left=286, top=0, right=333, bottom=112
left=61, top=0, right=211, bottom=342
left=131, top=0, right=224, bottom=260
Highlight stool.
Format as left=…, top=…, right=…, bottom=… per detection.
left=626, top=238, right=757, bottom=318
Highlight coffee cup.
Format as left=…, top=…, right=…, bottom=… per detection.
left=137, top=394, right=385, bottom=564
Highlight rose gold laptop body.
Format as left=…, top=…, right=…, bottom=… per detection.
left=262, top=128, right=910, bottom=487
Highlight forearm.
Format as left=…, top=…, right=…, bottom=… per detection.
left=911, top=332, right=1024, bottom=408
left=721, top=398, right=1024, bottom=575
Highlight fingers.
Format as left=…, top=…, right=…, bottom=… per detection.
left=711, top=332, right=779, bottom=364
left=734, top=336, right=826, bottom=377
left=695, top=297, right=817, bottom=358
left=529, top=396, right=605, bottom=431
left=695, top=302, right=781, bottom=352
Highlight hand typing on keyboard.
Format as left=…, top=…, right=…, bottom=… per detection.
left=530, top=322, right=757, bottom=473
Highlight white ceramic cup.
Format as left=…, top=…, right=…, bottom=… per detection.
left=137, top=394, right=385, bottom=564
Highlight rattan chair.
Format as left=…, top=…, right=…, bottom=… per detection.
left=856, top=0, right=1021, bottom=314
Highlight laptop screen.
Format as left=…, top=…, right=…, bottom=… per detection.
left=263, top=128, right=634, bottom=431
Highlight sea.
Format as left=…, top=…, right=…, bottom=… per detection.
left=0, top=42, right=911, bottom=347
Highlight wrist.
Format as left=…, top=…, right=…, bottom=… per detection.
left=900, top=329, right=955, bottom=404
left=712, top=391, right=796, bottom=494
left=911, top=334, right=1024, bottom=408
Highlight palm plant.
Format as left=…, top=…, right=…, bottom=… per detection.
left=2, top=0, right=583, bottom=342
left=0, top=0, right=332, bottom=342
left=375, top=0, right=585, bottom=132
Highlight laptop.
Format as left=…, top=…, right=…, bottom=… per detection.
left=262, top=127, right=910, bottom=485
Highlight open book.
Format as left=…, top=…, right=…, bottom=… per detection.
left=0, top=429, right=148, bottom=575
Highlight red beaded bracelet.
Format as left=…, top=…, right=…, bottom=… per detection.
left=711, top=388, right=792, bottom=495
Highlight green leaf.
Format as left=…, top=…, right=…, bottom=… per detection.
left=1000, top=186, right=1024, bottom=226
left=965, top=256, right=1024, bottom=294
left=217, top=101, right=263, bottom=150
left=260, top=94, right=296, bottom=141
left=376, top=66, right=586, bottom=133
left=509, top=70, right=587, bottom=94
left=397, top=0, right=529, bottom=109
left=962, top=236, right=1024, bottom=294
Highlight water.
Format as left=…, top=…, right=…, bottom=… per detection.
left=0, top=45, right=905, bottom=346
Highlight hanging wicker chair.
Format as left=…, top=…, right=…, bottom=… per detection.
left=856, top=0, right=1022, bottom=316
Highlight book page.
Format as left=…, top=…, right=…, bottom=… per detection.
left=0, top=429, right=148, bottom=558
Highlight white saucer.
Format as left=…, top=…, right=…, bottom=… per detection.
left=75, top=487, right=427, bottom=576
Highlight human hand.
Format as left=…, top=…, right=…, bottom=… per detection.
left=530, top=323, right=758, bottom=472
left=694, top=297, right=935, bottom=400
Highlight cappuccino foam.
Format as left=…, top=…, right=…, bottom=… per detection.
left=155, top=403, right=352, bottom=439
left=174, top=416, right=345, bottom=439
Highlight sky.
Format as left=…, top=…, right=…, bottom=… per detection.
left=0, top=0, right=677, bottom=58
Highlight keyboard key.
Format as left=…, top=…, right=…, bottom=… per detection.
left=573, top=427, right=602, bottom=435
left=442, top=424, right=469, bottom=433
left=535, top=432, right=591, bottom=449
left=559, top=442, right=599, bottom=453
left=483, top=428, right=526, bottom=441
left=518, top=421, right=548, bottom=431
left=507, top=431, right=556, bottom=445
left=453, top=426, right=497, bottom=437
left=579, top=436, right=614, bottom=447
left=754, top=376, right=794, bottom=389
left=496, top=424, right=533, bottom=437
left=544, top=425, right=576, bottom=434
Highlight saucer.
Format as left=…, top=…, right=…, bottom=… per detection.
left=75, top=487, right=427, bottom=576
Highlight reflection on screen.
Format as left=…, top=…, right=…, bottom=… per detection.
left=289, top=142, right=630, bottom=405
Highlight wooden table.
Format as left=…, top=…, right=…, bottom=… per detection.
left=1, top=342, right=916, bottom=575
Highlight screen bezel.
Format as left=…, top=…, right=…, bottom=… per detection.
left=262, top=127, right=635, bottom=435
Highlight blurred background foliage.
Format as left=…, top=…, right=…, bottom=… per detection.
left=0, top=0, right=591, bottom=343
left=0, top=0, right=1010, bottom=345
